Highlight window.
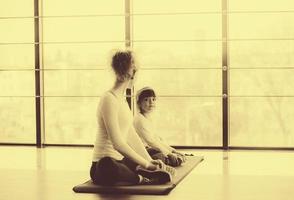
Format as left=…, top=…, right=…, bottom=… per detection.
left=229, top=0, right=294, bottom=147
left=132, top=0, right=222, bottom=146
left=1, top=0, right=294, bottom=148
left=42, top=1, right=125, bottom=144
left=0, top=0, right=35, bottom=143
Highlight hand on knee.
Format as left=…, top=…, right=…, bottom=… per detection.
left=167, top=153, right=182, bottom=167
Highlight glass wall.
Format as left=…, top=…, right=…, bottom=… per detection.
left=1, top=0, right=294, bottom=148
left=0, top=0, right=36, bottom=143
left=229, top=0, right=294, bottom=147
left=39, top=0, right=223, bottom=146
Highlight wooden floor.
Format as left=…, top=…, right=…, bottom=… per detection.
left=1, top=146, right=294, bottom=200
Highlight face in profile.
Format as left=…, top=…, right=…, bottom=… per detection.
left=127, top=59, right=138, bottom=87
left=139, top=96, right=156, bottom=114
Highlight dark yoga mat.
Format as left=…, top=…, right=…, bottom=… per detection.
left=73, top=155, right=204, bottom=195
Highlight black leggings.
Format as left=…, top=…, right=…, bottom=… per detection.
left=90, top=157, right=140, bottom=185
left=90, top=148, right=167, bottom=185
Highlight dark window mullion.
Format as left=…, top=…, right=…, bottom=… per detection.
left=222, top=0, right=229, bottom=150
left=34, top=0, right=42, bottom=147
left=125, top=0, right=132, bottom=110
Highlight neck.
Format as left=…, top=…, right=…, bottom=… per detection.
left=111, top=79, right=130, bottom=98
left=142, top=111, right=152, bottom=119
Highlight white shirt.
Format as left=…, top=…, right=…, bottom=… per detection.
left=133, top=112, right=172, bottom=156
left=92, top=91, right=151, bottom=168
left=92, top=92, right=131, bottom=161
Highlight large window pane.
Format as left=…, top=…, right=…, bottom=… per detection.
left=0, top=1, right=35, bottom=144
left=41, top=1, right=126, bottom=145
left=134, top=97, right=222, bottom=146
left=43, top=0, right=124, bottom=16
left=133, top=0, right=221, bottom=13
left=133, top=14, right=221, bottom=40
left=230, top=41, right=294, bottom=68
left=132, top=2, right=222, bottom=147
left=230, top=97, right=294, bottom=147
left=43, top=43, right=124, bottom=69
left=0, top=0, right=33, bottom=17
left=228, top=1, right=294, bottom=148
left=230, top=69, right=294, bottom=96
left=0, top=19, right=34, bottom=43
left=43, top=17, right=125, bottom=42
left=0, top=97, right=35, bottom=143
left=134, top=41, right=222, bottom=68
left=0, top=44, right=34, bottom=69
left=135, top=69, right=221, bottom=96
left=0, top=71, right=35, bottom=96
left=44, top=70, right=114, bottom=96
left=44, top=97, right=98, bottom=144
left=229, top=13, right=294, bottom=39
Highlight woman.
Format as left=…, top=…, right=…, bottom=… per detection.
left=134, top=87, right=186, bottom=167
left=90, top=50, right=171, bottom=186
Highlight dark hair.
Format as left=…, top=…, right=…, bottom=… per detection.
left=137, top=88, right=156, bottom=107
left=111, top=50, right=133, bottom=80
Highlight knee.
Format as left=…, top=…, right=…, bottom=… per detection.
left=98, top=157, right=114, bottom=168
left=97, top=157, right=119, bottom=175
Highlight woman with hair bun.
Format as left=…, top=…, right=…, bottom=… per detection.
left=90, top=50, right=173, bottom=186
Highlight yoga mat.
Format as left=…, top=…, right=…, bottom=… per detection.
left=73, top=155, right=204, bottom=195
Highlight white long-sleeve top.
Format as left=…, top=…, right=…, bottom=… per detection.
left=92, top=91, right=152, bottom=168
left=133, top=112, right=173, bottom=156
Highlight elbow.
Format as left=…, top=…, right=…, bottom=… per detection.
left=112, top=141, right=127, bottom=153
left=112, top=142, right=122, bottom=151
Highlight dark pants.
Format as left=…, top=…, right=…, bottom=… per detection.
left=90, top=157, right=139, bottom=186
left=90, top=148, right=170, bottom=185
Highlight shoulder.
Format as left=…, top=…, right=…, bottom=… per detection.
left=100, top=92, right=119, bottom=110
left=134, top=113, right=147, bottom=127
left=134, top=112, right=145, bottom=122
left=101, top=92, right=117, bottom=103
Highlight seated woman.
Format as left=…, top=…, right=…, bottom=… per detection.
left=133, top=87, right=186, bottom=167
left=90, top=51, right=171, bottom=186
